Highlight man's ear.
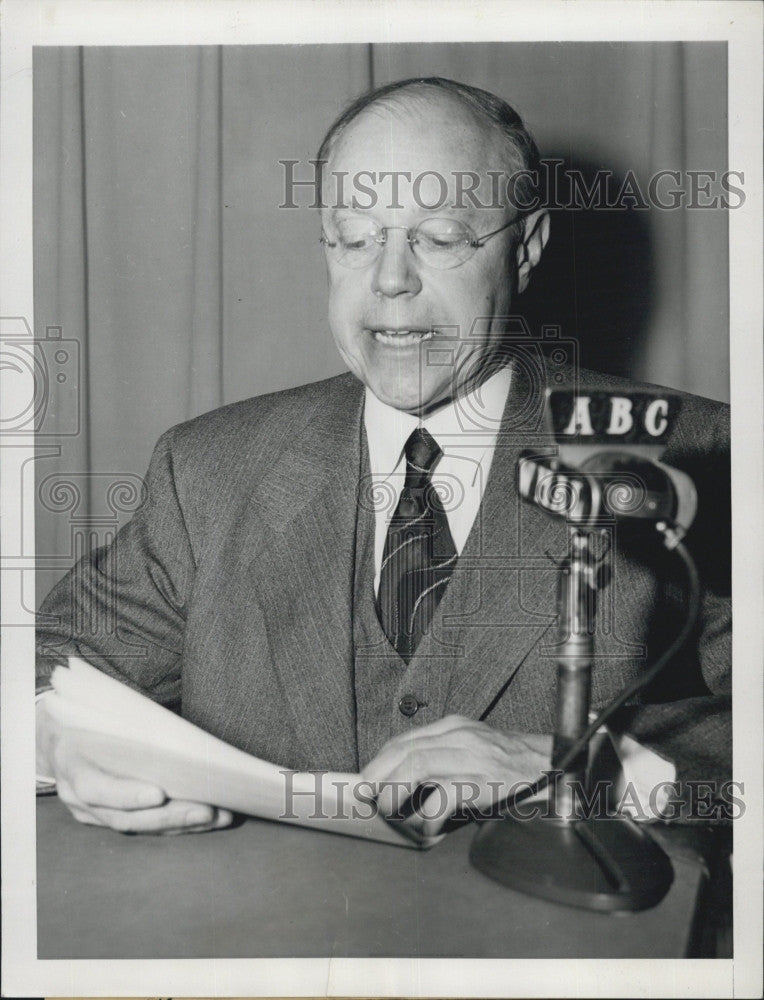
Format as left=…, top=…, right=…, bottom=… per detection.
left=515, top=208, right=550, bottom=294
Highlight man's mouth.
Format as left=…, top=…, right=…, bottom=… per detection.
left=368, top=328, right=437, bottom=347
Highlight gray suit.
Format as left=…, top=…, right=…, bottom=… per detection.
left=37, top=362, right=731, bottom=786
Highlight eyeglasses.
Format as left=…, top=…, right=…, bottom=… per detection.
left=319, top=216, right=519, bottom=270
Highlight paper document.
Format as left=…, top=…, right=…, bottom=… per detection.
left=43, top=656, right=441, bottom=850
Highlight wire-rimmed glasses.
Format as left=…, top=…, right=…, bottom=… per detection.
left=319, top=215, right=519, bottom=270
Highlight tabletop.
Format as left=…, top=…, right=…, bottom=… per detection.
left=35, top=796, right=718, bottom=959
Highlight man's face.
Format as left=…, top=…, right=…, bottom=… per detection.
left=321, top=96, right=543, bottom=414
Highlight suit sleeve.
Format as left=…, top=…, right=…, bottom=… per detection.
left=36, top=427, right=195, bottom=709
left=610, top=402, right=732, bottom=800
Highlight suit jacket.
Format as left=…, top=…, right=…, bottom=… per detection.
left=37, top=361, right=731, bottom=786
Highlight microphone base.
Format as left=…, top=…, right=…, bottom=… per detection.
left=469, top=813, right=673, bottom=912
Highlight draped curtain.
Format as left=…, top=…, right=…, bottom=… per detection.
left=34, top=43, right=729, bottom=597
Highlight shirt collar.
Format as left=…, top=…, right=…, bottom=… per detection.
left=363, top=365, right=513, bottom=479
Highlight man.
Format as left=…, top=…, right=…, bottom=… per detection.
left=36, top=77, right=731, bottom=839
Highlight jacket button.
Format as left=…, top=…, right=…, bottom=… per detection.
left=398, top=694, right=420, bottom=717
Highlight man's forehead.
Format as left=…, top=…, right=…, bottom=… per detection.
left=327, top=93, right=506, bottom=174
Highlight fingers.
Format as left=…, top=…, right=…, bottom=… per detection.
left=364, top=720, right=505, bottom=790
left=362, top=715, right=475, bottom=784
left=363, top=721, right=555, bottom=839
left=365, top=722, right=552, bottom=791
left=60, top=758, right=167, bottom=811
left=52, top=743, right=234, bottom=835
left=378, top=775, right=485, bottom=842
left=373, top=744, right=475, bottom=814
left=87, top=801, right=234, bottom=835
left=64, top=794, right=234, bottom=835
left=413, top=777, right=472, bottom=838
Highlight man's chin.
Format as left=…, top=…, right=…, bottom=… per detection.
left=367, top=380, right=450, bottom=415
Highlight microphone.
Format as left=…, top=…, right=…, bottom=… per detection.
left=517, top=389, right=697, bottom=545
left=470, top=388, right=696, bottom=912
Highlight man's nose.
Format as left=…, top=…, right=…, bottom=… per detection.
left=370, top=232, right=423, bottom=298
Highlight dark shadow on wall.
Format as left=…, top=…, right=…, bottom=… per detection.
left=521, top=156, right=656, bottom=381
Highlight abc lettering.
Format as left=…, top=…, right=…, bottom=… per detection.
left=562, top=395, right=669, bottom=437
left=643, top=398, right=669, bottom=436
left=561, top=397, right=595, bottom=435
left=606, top=397, right=633, bottom=434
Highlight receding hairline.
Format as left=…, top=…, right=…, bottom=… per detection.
left=316, top=78, right=541, bottom=213
left=323, top=84, right=501, bottom=160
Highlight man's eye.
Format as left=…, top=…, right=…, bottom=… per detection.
left=417, top=221, right=470, bottom=250
left=425, top=234, right=462, bottom=248
left=341, top=236, right=373, bottom=251
left=336, top=222, right=378, bottom=251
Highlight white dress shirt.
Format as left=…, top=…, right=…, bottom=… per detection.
left=364, top=365, right=513, bottom=593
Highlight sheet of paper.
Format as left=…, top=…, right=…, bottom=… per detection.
left=44, top=657, right=441, bottom=850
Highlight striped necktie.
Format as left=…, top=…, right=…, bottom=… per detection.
left=377, top=427, right=458, bottom=663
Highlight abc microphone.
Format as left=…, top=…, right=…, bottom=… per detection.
left=471, top=388, right=698, bottom=912
left=517, top=389, right=697, bottom=545
left=530, top=388, right=698, bottom=808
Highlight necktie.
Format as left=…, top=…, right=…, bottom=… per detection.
left=377, top=427, right=458, bottom=663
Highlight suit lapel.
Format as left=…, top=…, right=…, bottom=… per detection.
left=245, top=376, right=365, bottom=770
left=437, top=359, right=569, bottom=722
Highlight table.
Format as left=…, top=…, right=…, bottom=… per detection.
left=36, top=797, right=715, bottom=959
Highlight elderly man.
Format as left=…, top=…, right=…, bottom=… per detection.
left=36, top=77, right=731, bottom=838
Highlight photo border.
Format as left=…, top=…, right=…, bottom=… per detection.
left=1, top=1, right=761, bottom=996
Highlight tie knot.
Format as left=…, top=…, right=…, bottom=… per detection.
left=404, top=427, right=442, bottom=486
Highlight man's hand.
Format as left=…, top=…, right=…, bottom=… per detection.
left=362, top=715, right=552, bottom=841
left=37, top=695, right=233, bottom=835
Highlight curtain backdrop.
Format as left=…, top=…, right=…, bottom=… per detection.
left=34, top=43, right=729, bottom=597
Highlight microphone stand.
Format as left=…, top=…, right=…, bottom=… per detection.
left=551, top=526, right=598, bottom=820
left=470, top=525, right=674, bottom=912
